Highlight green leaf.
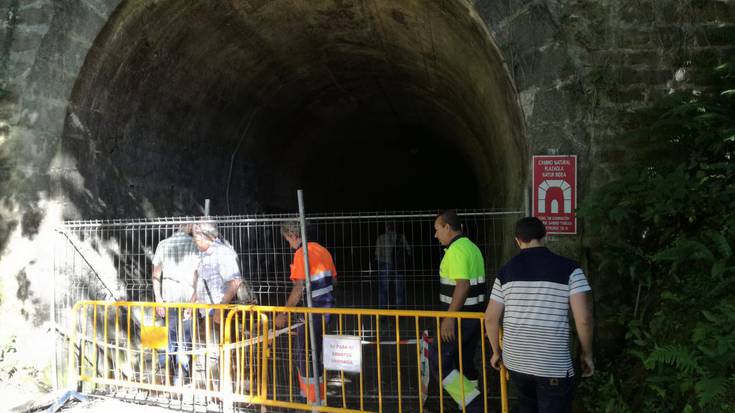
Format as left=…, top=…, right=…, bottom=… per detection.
left=608, top=207, right=629, bottom=223
left=695, top=377, right=728, bottom=406
left=645, top=344, right=702, bottom=374
left=706, top=231, right=732, bottom=258
left=711, top=260, right=726, bottom=279
left=654, top=240, right=715, bottom=264
left=661, top=291, right=682, bottom=302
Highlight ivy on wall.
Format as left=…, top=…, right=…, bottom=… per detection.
left=578, top=60, right=735, bottom=412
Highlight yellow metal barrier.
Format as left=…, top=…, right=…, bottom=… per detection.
left=225, top=305, right=509, bottom=413
left=67, top=300, right=268, bottom=405
left=68, top=301, right=509, bottom=412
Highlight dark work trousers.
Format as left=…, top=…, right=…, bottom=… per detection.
left=157, top=308, right=193, bottom=386
left=377, top=261, right=406, bottom=308
left=295, top=312, right=331, bottom=402
left=509, top=370, right=573, bottom=413
left=428, top=318, right=483, bottom=413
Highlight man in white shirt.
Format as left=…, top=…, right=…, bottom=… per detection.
left=485, top=217, right=594, bottom=413
left=151, top=223, right=199, bottom=386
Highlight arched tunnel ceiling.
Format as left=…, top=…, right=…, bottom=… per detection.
left=62, top=0, right=526, bottom=217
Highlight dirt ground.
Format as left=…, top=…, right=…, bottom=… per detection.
left=7, top=389, right=229, bottom=413
left=56, top=397, right=187, bottom=412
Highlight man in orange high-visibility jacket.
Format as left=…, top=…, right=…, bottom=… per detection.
left=275, top=221, right=338, bottom=405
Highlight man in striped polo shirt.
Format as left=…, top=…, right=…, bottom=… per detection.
left=429, top=210, right=485, bottom=413
left=485, top=217, right=594, bottom=413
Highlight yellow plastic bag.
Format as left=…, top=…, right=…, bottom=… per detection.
left=141, top=325, right=168, bottom=350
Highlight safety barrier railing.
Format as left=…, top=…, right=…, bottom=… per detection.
left=68, top=301, right=509, bottom=412
left=228, top=306, right=509, bottom=413
left=66, top=300, right=268, bottom=405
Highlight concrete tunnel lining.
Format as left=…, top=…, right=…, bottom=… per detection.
left=60, top=0, right=527, bottom=217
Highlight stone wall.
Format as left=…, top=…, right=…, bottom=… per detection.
left=476, top=0, right=735, bottom=260
left=0, top=0, right=122, bottom=398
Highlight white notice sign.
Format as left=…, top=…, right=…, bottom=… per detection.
left=323, top=335, right=362, bottom=373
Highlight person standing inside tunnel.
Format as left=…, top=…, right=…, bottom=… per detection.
left=429, top=210, right=486, bottom=413
left=275, top=221, right=337, bottom=406
left=375, top=221, right=411, bottom=309
left=151, top=222, right=199, bottom=387
left=192, top=221, right=243, bottom=391
left=485, top=217, right=594, bottom=413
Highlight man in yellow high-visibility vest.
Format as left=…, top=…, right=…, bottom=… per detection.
left=430, top=210, right=485, bottom=413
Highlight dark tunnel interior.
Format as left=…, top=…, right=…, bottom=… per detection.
left=59, top=0, right=526, bottom=218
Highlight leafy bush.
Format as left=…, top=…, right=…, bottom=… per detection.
left=578, top=61, right=735, bottom=412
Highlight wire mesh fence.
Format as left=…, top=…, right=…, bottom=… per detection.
left=53, top=209, right=523, bottom=410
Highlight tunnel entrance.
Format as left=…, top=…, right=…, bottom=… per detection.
left=59, top=0, right=526, bottom=218
left=53, top=209, right=520, bottom=410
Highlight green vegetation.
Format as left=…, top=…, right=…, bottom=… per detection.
left=578, top=61, right=735, bottom=412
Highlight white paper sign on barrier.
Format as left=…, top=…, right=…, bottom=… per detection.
left=323, top=335, right=362, bottom=373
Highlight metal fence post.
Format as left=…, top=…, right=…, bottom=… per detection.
left=223, top=309, right=235, bottom=413
left=51, top=233, right=58, bottom=391
left=67, top=302, right=80, bottom=392
left=297, top=189, right=322, bottom=406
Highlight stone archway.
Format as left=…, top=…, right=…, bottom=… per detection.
left=55, top=0, right=527, bottom=217
left=0, top=1, right=528, bottom=395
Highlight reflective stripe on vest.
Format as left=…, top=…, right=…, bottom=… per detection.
left=439, top=294, right=486, bottom=306
left=440, top=276, right=486, bottom=286
left=310, top=270, right=332, bottom=282
left=312, top=285, right=334, bottom=298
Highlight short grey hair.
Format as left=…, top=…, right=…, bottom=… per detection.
left=179, top=223, right=194, bottom=235
left=280, top=221, right=301, bottom=238
left=194, top=221, right=220, bottom=241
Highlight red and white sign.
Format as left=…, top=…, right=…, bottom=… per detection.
left=532, top=155, right=577, bottom=234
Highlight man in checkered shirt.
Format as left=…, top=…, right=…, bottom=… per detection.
left=192, top=222, right=242, bottom=315
left=151, top=223, right=199, bottom=386
left=191, top=221, right=242, bottom=392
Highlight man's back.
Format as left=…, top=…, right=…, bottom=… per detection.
left=197, top=240, right=241, bottom=305
left=290, top=242, right=337, bottom=307
left=375, top=231, right=409, bottom=264
left=491, top=246, right=590, bottom=378
left=153, top=231, right=199, bottom=302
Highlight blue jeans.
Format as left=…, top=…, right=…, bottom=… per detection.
left=509, top=370, right=574, bottom=413
left=377, top=261, right=405, bottom=308
left=157, top=308, right=192, bottom=385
